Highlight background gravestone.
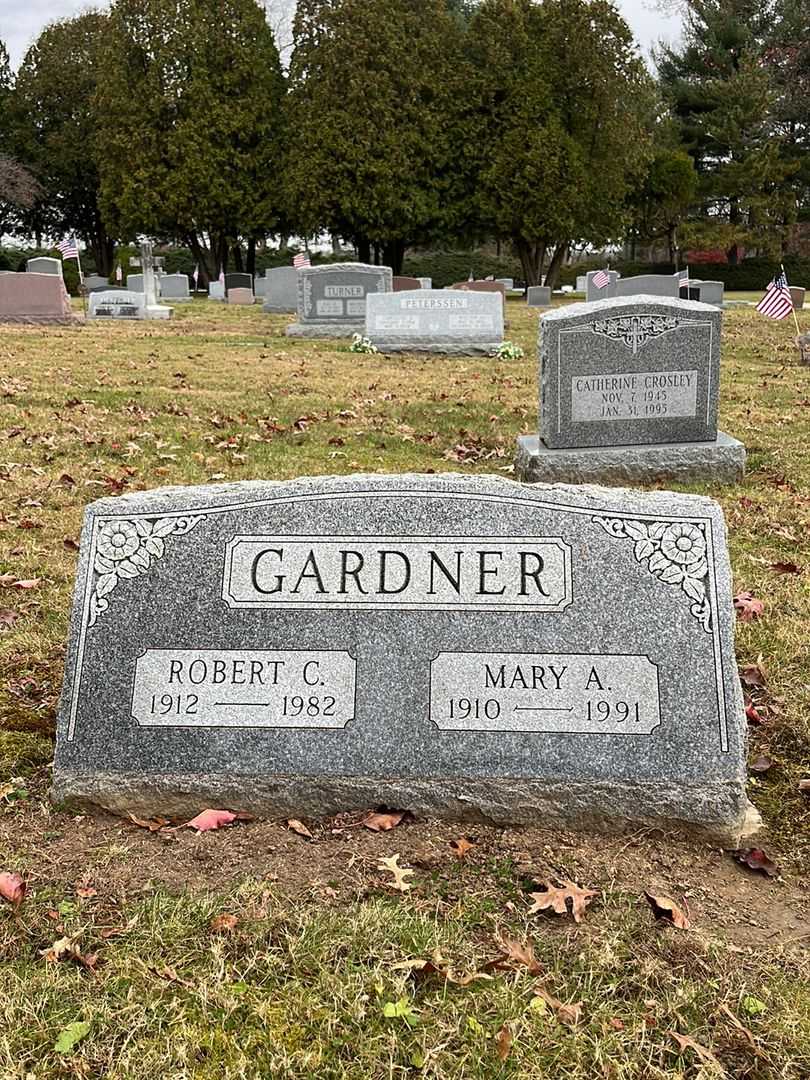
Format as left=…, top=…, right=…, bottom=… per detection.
left=616, top=273, right=680, bottom=299
left=127, top=273, right=145, bottom=293
left=209, top=281, right=226, bottom=301
left=0, top=272, right=74, bottom=323
left=527, top=286, right=551, bottom=308
left=286, top=262, right=393, bottom=338
left=393, top=276, right=422, bottom=292
left=27, top=256, right=62, bottom=276
left=262, top=266, right=299, bottom=313
left=516, top=295, right=745, bottom=484
left=83, top=274, right=109, bottom=291
left=789, top=286, right=805, bottom=310
left=225, top=273, right=252, bottom=293
left=52, top=472, right=754, bottom=843
left=228, top=287, right=254, bottom=305
left=450, top=280, right=506, bottom=300
left=586, top=270, right=619, bottom=302
left=159, top=274, right=192, bottom=301
left=88, top=290, right=145, bottom=319
left=365, top=289, right=504, bottom=354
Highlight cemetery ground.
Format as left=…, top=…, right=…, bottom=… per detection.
left=0, top=296, right=808, bottom=1078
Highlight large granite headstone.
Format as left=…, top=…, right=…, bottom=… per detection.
left=159, top=274, right=192, bottom=302
left=27, top=256, right=62, bottom=276
left=52, top=473, right=755, bottom=842
left=516, top=295, right=745, bottom=484
left=0, top=272, right=74, bottom=324
left=286, top=262, right=393, bottom=338
left=262, top=266, right=299, bottom=313
left=365, top=289, right=504, bottom=354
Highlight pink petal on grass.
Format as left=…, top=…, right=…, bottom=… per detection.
left=0, top=871, right=26, bottom=907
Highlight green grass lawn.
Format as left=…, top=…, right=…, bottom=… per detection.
left=0, top=297, right=808, bottom=1078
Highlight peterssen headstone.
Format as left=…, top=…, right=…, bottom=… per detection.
left=365, top=289, right=504, bottom=354
left=52, top=474, right=755, bottom=841
left=286, top=262, right=393, bottom=338
left=262, top=266, right=299, bottom=313
left=516, top=295, right=745, bottom=484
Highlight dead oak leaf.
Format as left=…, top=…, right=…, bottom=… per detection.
left=528, top=879, right=598, bottom=923
left=363, top=809, right=407, bottom=832
left=733, top=592, right=764, bottom=621
left=740, top=659, right=767, bottom=687
left=769, top=560, right=802, bottom=575
left=496, top=1023, right=512, bottom=1062
left=669, top=1031, right=723, bottom=1070
left=644, top=891, right=690, bottom=929
left=286, top=818, right=313, bottom=839
left=487, top=935, right=543, bottom=976
left=210, top=913, right=239, bottom=933
left=533, top=985, right=582, bottom=1026
left=128, top=813, right=170, bottom=832
left=449, top=836, right=476, bottom=859
left=377, top=853, right=415, bottom=892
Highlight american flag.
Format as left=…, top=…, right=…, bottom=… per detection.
left=293, top=252, right=311, bottom=268
left=592, top=269, right=610, bottom=289
left=756, top=270, right=794, bottom=320
left=56, top=237, right=79, bottom=260
left=192, top=264, right=199, bottom=286
left=115, top=264, right=122, bottom=283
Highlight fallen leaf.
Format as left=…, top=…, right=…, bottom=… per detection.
left=54, top=1020, right=90, bottom=1054
left=377, top=853, right=415, bottom=892
left=496, top=1023, right=512, bottom=1061
left=63, top=537, right=80, bottom=552
left=41, top=935, right=98, bottom=971
left=799, top=779, right=810, bottom=795
left=363, top=809, right=406, bottom=832
left=740, top=660, right=767, bottom=687
left=769, top=560, right=802, bottom=575
left=488, top=935, right=543, bottom=976
left=733, top=847, right=780, bottom=878
left=733, top=592, right=764, bottom=621
left=394, top=951, right=493, bottom=986
left=181, top=808, right=252, bottom=832
left=528, top=879, right=598, bottom=923
left=669, top=1031, right=722, bottom=1069
left=644, top=891, right=690, bottom=929
left=609, top=1017, right=625, bottom=1031
left=533, top=985, right=582, bottom=1026
left=286, top=818, right=313, bottom=839
left=449, top=836, right=476, bottom=859
left=210, top=913, right=239, bottom=933
left=10, top=579, right=40, bottom=590
left=75, top=885, right=97, bottom=899
left=0, top=608, right=18, bottom=629
left=749, top=753, right=773, bottom=773
left=745, top=700, right=766, bottom=724
left=128, top=813, right=170, bottom=832
left=150, top=964, right=193, bottom=987
left=0, top=871, right=26, bottom=908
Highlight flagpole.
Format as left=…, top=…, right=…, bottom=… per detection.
left=75, top=239, right=87, bottom=319
left=782, top=263, right=801, bottom=338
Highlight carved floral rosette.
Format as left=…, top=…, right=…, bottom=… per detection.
left=594, top=516, right=712, bottom=632
left=89, top=515, right=200, bottom=626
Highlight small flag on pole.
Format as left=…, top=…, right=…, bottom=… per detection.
left=756, top=269, right=794, bottom=321
left=56, top=237, right=79, bottom=261
left=115, top=264, right=122, bottom=283
left=218, top=269, right=225, bottom=284
left=592, top=269, right=610, bottom=289
left=293, top=251, right=311, bottom=269
left=192, top=264, right=199, bottom=287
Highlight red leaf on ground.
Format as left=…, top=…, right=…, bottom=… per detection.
left=182, top=809, right=247, bottom=832
left=363, top=810, right=407, bottom=832
left=733, top=592, right=764, bottom=621
left=10, top=579, right=40, bottom=590
left=733, top=847, right=780, bottom=878
left=0, top=871, right=26, bottom=907
left=745, top=700, right=766, bottom=724
left=644, top=891, right=690, bottom=929
left=770, top=560, right=802, bottom=575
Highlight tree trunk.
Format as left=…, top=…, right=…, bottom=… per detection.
left=514, top=238, right=545, bottom=286
left=247, top=237, right=256, bottom=277
left=382, top=239, right=405, bottom=274
left=356, top=236, right=371, bottom=263
left=331, top=233, right=341, bottom=255
left=232, top=244, right=244, bottom=272
left=545, top=243, right=569, bottom=290
left=372, top=243, right=381, bottom=266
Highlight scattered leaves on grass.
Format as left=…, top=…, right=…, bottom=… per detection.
left=363, top=809, right=407, bottom=832
left=41, top=935, right=99, bottom=971
left=0, top=871, right=25, bottom=908
left=496, top=1023, right=512, bottom=1061
left=769, top=560, right=802, bottom=575
left=128, top=813, right=170, bottom=832
left=733, top=847, right=780, bottom=878
left=488, top=935, right=543, bottom=976
left=669, top=1031, right=722, bottom=1069
left=54, top=1021, right=91, bottom=1054
left=528, top=879, right=598, bottom=923
left=149, top=964, right=193, bottom=987
left=733, top=592, right=764, bottom=621
left=740, top=659, right=767, bottom=687
left=181, top=808, right=252, bottom=832
left=749, top=753, right=773, bottom=773
left=210, top=913, right=239, bottom=933
left=532, top=986, right=582, bottom=1026
left=644, top=891, right=690, bottom=929
left=286, top=818, right=313, bottom=839
left=449, top=836, right=476, bottom=859
left=377, top=853, right=415, bottom=892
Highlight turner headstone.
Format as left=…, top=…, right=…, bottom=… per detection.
left=52, top=473, right=754, bottom=842
left=286, top=262, right=392, bottom=338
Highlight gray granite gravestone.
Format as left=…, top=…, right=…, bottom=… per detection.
left=127, top=273, right=145, bottom=293
left=225, top=273, right=253, bottom=293
left=789, top=286, right=805, bottom=310
left=516, top=295, right=745, bottom=485
left=88, top=290, right=146, bottom=320
left=83, top=274, right=109, bottom=291
left=576, top=275, right=587, bottom=293
left=695, top=281, right=724, bottom=307
left=263, top=266, right=299, bottom=313
left=254, top=276, right=268, bottom=300
left=417, top=277, right=432, bottom=289
left=495, top=278, right=514, bottom=291
left=527, top=286, right=552, bottom=308
left=27, top=256, right=62, bottom=276
left=616, top=273, right=680, bottom=299
left=286, top=262, right=393, bottom=338
left=365, top=289, right=504, bottom=354
left=52, top=472, right=755, bottom=842
left=209, top=281, right=226, bottom=301
left=159, top=274, right=192, bottom=302
left=585, top=270, right=619, bottom=302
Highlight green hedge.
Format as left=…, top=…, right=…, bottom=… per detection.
left=402, top=249, right=523, bottom=287
left=560, top=257, right=810, bottom=291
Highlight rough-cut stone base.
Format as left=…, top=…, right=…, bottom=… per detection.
left=515, top=431, right=746, bottom=485
left=370, top=338, right=502, bottom=355
left=286, top=322, right=363, bottom=338
left=0, top=314, right=79, bottom=325
left=143, top=305, right=173, bottom=320
left=51, top=771, right=760, bottom=845
left=263, top=304, right=296, bottom=314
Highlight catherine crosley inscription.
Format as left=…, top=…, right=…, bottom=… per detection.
left=53, top=474, right=753, bottom=841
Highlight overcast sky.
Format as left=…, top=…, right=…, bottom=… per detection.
left=1, top=0, right=681, bottom=73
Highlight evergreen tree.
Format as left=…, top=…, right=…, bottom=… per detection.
left=283, top=0, right=462, bottom=271
left=95, top=0, right=285, bottom=279
left=12, top=14, right=115, bottom=271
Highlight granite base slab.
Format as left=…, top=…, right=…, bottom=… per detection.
left=51, top=770, right=759, bottom=845
left=515, top=432, right=746, bottom=485
left=372, top=338, right=502, bottom=355
left=286, top=322, right=364, bottom=338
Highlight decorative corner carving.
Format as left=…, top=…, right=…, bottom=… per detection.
left=591, top=314, right=680, bottom=354
left=594, top=516, right=712, bottom=631
left=89, top=515, right=200, bottom=626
